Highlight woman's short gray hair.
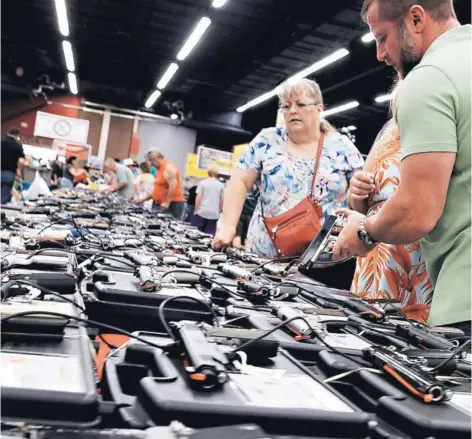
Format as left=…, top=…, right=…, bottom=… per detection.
left=278, top=78, right=323, bottom=105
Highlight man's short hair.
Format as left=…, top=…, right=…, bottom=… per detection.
left=104, top=158, right=116, bottom=167
left=140, top=161, right=151, bottom=173
left=146, top=149, right=164, bottom=160
left=361, top=0, right=456, bottom=23
left=8, top=128, right=20, bottom=137
left=207, top=167, right=219, bottom=177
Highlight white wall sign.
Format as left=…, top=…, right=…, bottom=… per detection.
left=34, top=111, right=90, bottom=144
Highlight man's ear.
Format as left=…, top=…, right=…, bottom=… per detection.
left=407, top=5, right=427, bottom=33
left=317, top=104, right=324, bottom=115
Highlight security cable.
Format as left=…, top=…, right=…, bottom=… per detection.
left=1, top=311, right=166, bottom=351
left=158, top=295, right=219, bottom=341
left=428, top=339, right=472, bottom=372
left=6, top=279, right=117, bottom=351
left=229, top=315, right=371, bottom=368
left=250, top=256, right=298, bottom=273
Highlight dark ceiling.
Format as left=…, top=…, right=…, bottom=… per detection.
left=2, top=0, right=471, bottom=152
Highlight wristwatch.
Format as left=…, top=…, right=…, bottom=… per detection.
left=357, top=216, right=377, bottom=245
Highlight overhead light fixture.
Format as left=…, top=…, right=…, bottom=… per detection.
left=67, top=72, right=78, bottom=95
left=54, top=0, right=70, bottom=37
left=236, top=88, right=279, bottom=113
left=176, top=17, right=211, bottom=61
left=212, top=0, right=228, bottom=8
left=347, top=125, right=357, bottom=131
left=362, top=32, right=375, bottom=43
left=287, top=48, right=350, bottom=83
left=237, top=48, right=350, bottom=113
left=375, top=93, right=393, bottom=103
left=144, top=90, right=162, bottom=108
left=170, top=113, right=179, bottom=120
left=322, top=101, right=359, bottom=118
left=157, top=63, right=179, bottom=89
left=62, top=40, right=75, bottom=72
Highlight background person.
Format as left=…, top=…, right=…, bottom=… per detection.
left=184, top=185, right=197, bottom=223
left=60, top=156, right=82, bottom=189
left=1, top=128, right=25, bottom=204
left=123, top=158, right=140, bottom=177
left=136, top=150, right=185, bottom=219
left=50, top=157, right=64, bottom=190
left=104, top=157, right=135, bottom=200
left=134, top=161, right=155, bottom=199
left=233, top=185, right=259, bottom=250
left=193, top=167, right=224, bottom=236
left=74, top=165, right=89, bottom=186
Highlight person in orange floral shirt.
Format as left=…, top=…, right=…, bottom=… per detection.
left=348, top=84, right=433, bottom=323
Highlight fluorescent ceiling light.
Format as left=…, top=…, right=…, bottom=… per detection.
left=54, top=0, right=70, bottom=37
left=347, top=125, right=357, bottom=131
left=212, top=0, right=228, bottom=8
left=144, top=90, right=162, bottom=108
left=62, top=40, right=75, bottom=72
left=176, top=17, right=211, bottom=61
left=170, top=113, right=179, bottom=120
left=157, top=63, right=179, bottom=89
left=67, top=72, right=78, bottom=95
left=287, top=48, right=349, bottom=83
left=362, top=32, right=375, bottom=43
left=375, top=93, right=393, bottom=103
left=236, top=88, right=279, bottom=113
left=237, top=48, right=350, bottom=113
left=322, top=101, right=359, bottom=118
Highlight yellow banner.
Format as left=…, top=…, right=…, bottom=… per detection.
left=196, top=145, right=233, bottom=176
left=211, top=157, right=233, bottom=175
left=185, top=153, right=208, bottom=178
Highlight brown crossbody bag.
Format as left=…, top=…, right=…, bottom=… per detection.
left=260, top=132, right=325, bottom=258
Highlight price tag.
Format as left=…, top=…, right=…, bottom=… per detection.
left=229, top=373, right=353, bottom=412
left=448, top=392, right=472, bottom=416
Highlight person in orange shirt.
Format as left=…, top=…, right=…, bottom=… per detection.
left=136, top=149, right=185, bottom=219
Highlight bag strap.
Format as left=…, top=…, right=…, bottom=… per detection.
left=260, top=131, right=325, bottom=219
left=309, top=131, right=325, bottom=199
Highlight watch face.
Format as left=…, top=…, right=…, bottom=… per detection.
left=357, top=228, right=371, bottom=245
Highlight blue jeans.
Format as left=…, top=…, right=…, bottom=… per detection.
left=184, top=204, right=195, bottom=223
left=1, top=170, right=15, bottom=204
left=60, top=178, right=74, bottom=189
left=192, top=215, right=218, bottom=236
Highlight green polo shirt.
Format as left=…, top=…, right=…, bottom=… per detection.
left=396, top=25, right=471, bottom=327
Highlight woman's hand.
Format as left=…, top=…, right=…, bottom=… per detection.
left=212, top=225, right=236, bottom=250
left=349, top=171, right=375, bottom=200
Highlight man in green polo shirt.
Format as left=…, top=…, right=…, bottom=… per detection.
left=333, top=0, right=471, bottom=334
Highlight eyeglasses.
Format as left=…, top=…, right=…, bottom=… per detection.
left=279, top=102, right=319, bottom=111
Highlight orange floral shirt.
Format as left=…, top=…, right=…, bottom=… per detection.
left=351, top=132, right=434, bottom=323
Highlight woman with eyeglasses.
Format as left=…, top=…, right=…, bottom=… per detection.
left=213, top=78, right=364, bottom=289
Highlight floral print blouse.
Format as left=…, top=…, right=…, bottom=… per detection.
left=237, top=126, right=364, bottom=258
